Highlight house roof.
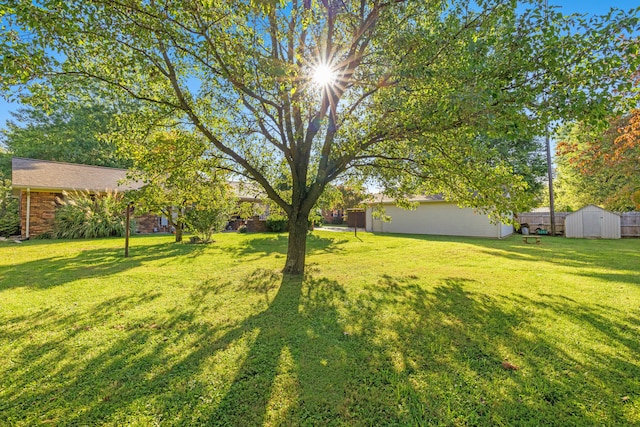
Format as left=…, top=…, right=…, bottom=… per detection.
left=228, top=181, right=266, bottom=202
left=530, top=207, right=550, bottom=213
left=369, top=193, right=446, bottom=204
left=11, top=158, right=268, bottom=203
left=11, top=157, right=141, bottom=193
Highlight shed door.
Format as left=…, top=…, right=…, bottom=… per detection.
left=372, top=218, right=383, bottom=233
left=583, top=211, right=602, bottom=238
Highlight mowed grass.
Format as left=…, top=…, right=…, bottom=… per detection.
left=0, top=231, right=639, bottom=426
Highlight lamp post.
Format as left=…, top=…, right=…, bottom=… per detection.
left=124, top=201, right=134, bottom=257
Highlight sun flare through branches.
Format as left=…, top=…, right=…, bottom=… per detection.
left=312, top=64, right=337, bottom=87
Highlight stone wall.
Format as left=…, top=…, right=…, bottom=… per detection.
left=20, top=191, right=62, bottom=238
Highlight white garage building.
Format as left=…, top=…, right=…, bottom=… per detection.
left=365, top=195, right=513, bottom=238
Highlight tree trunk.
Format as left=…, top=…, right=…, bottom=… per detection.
left=175, top=219, right=183, bottom=243
left=165, top=207, right=183, bottom=243
left=282, top=211, right=309, bottom=275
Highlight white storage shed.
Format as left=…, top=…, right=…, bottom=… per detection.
left=564, top=205, right=621, bottom=239
left=365, top=195, right=513, bottom=238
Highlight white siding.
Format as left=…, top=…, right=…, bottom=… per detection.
left=565, top=205, right=621, bottom=239
left=565, top=210, right=582, bottom=238
left=500, top=222, right=514, bottom=238
left=602, top=211, right=621, bottom=239
left=367, top=202, right=507, bottom=238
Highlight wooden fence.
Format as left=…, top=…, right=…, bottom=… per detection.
left=517, top=211, right=640, bottom=237
left=515, top=212, right=569, bottom=236
left=621, top=212, right=640, bottom=238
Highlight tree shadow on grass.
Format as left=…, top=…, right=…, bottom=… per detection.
left=2, top=270, right=639, bottom=425
left=374, top=233, right=640, bottom=286
left=0, top=268, right=349, bottom=425
left=227, top=233, right=349, bottom=261
left=475, top=241, right=640, bottom=286
left=477, top=237, right=639, bottom=271
left=347, top=275, right=640, bottom=425
left=0, top=241, right=207, bottom=291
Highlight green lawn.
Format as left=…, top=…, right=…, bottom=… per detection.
left=1, top=232, right=639, bottom=426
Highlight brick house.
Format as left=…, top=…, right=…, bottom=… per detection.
left=11, top=157, right=267, bottom=239
left=321, top=208, right=344, bottom=224
left=11, top=157, right=169, bottom=239
left=226, top=181, right=269, bottom=231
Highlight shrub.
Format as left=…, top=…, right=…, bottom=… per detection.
left=52, top=190, right=131, bottom=239
left=327, top=216, right=343, bottom=225
left=266, top=215, right=288, bottom=232
left=238, top=225, right=248, bottom=233
left=184, top=204, right=232, bottom=243
left=0, top=179, right=20, bottom=237
left=183, top=189, right=236, bottom=243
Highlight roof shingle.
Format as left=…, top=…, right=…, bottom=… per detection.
left=11, top=157, right=140, bottom=192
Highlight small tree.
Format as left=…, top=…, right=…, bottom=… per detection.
left=184, top=186, right=237, bottom=243
left=121, top=130, right=231, bottom=242
left=555, top=110, right=640, bottom=211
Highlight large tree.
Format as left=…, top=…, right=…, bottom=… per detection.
left=1, top=1, right=638, bottom=273
left=555, top=109, right=640, bottom=211
left=0, top=101, right=131, bottom=169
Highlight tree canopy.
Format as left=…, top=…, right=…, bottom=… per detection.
left=554, top=109, right=640, bottom=211
left=1, top=0, right=638, bottom=273
left=121, top=129, right=235, bottom=242
left=0, top=101, right=131, bottom=171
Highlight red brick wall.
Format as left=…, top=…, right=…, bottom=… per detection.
left=246, top=215, right=267, bottom=232
left=20, top=190, right=170, bottom=238
left=21, top=191, right=62, bottom=238
left=322, top=209, right=344, bottom=224
left=135, top=213, right=171, bottom=234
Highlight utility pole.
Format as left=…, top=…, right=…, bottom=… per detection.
left=545, top=125, right=556, bottom=236
left=544, top=0, right=556, bottom=236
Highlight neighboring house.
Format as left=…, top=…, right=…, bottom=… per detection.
left=321, top=208, right=344, bottom=224
left=365, top=194, right=513, bottom=238
left=11, top=157, right=268, bottom=238
left=226, top=181, right=270, bottom=231
left=228, top=181, right=268, bottom=212
left=12, top=157, right=163, bottom=239
left=564, top=205, right=621, bottom=239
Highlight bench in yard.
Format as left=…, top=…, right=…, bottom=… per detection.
left=522, top=235, right=541, bottom=244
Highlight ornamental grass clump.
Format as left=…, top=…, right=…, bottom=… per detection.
left=52, top=190, right=130, bottom=239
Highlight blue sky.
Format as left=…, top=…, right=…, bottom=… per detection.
left=0, top=0, right=638, bottom=133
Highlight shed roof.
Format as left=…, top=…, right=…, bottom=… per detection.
left=11, top=157, right=140, bottom=192
left=369, top=193, right=445, bottom=204
left=568, top=204, right=621, bottom=217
